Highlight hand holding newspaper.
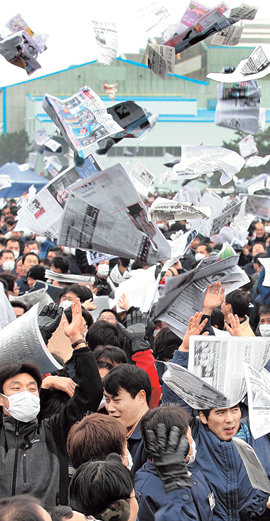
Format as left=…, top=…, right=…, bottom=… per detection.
left=163, top=336, right=270, bottom=410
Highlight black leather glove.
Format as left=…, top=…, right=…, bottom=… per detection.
left=38, top=303, right=63, bottom=344
left=145, top=423, right=191, bottom=492
left=117, top=320, right=150, bottom=354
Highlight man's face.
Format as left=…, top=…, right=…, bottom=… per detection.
left=104, top=387, right=147, bottom=430
left=221, top=298, right=231, bottom=322
left=197, top=245, right=209, bottom=257
left=0, top=251, right=14, bottom=266
left=0, top=372, right=39, bottom=416
left=252, top=243, right=265, bottom=257
left=98, top=311, right=117, bottom=324
left=60, top=291, right=77, bottom=303
left=199, top=405, right=241, bottom=441
left=6, top=240, right=20, bottom=254
left=255, top=223, right=265, bottom=238
left=23, top=254, right=39, bottom=273
left=259, top=313, right=270, bottom=325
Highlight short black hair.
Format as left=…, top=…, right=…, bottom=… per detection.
left=211, top=309, right=224, bottom=331
left=64, top=306, right=93, bottom=329
left=103, top=364, right=152, bottom=405
left=68, top=459, right=134, bottom=517
left=0, top=249, right=14, bottom=260
left=259, top=304, right=270, bottom=316
left=153, top=327, right=180, bottom=360
left=50, top=505, right=73, bottom=521
left=60, top=283, right=93, bottom=303
left=225, top=290, right=250, bottom=317
left=119, top=257, right=130, bottom=268
left=86, top=321, right=125, bottom=351
left=22, top=252, right=39, bottom=264
left=51, top=256, right=69, bottom=274
left=93, top=345, right=128, bottom=365
left=0, top=362, right=42, bottom=393
left=140, top=404, right=190, bottom=451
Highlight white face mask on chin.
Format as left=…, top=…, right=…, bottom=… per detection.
left=1, top=390, right=40, bottom=422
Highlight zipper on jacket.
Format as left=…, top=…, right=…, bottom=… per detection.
left=11, top=421, right=19, bottom=496
left=23, top=452, right=27, bottom=484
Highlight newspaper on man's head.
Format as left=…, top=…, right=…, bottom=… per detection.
left=233, top=438, right=270, bottom=494
left=171, top=145, right=245, bottom=185
left=0, top=303, right=62, bottom=374
left=243, top=364, right=270, bottom=439
left=42, top=86, right=123, bottom=159
left=91, top=20, right=118, bottom=65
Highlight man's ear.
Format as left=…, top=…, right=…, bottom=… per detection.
left=137, top=389, right=146, bottom=402
left=226, top=303, right=233, bottom=314
left=199, top=411, right=208, bottom=425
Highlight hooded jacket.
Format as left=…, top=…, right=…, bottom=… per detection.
left=0, top=347, right=103, bottom=507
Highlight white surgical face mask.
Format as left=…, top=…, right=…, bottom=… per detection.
left=188, top=439, right=197, bottom=464
left=30, top=249, right=39, bottom=256
left=2, top=260, right=15, bottom=271
left=195, top=252, right=205, bottom=262
left=1, top=390, right=40, bottom=422
left=12, top=251, right=19, bottom=260
left=259, top=324, right=270, bottom=337
left=98, top=263, right=110, bottom=278
left=264, top=226, right=270, bottom=234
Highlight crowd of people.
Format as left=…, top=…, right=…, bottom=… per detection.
left=0, top=197, right=270, bottom=521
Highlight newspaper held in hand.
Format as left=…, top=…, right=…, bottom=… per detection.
left=242, top=194, right=270, bottom=220
left=42, top=86, right=123, bottom=158
left=147, top=44, right=175, bottom=80
left=129, top=162, right=154, bottom=198
left=91, top=20, right=118, bottom=65
left=243, top=363, right=270, bottom=439
left=172, top=145, right=245, bottom=185
left=0, top=303, right=62, bottom=374
left=239, top=134, right=258, bottom=158
left=233, top=437, right=270, bottom=494
left=163, top=336, right=270, bottom=410
left=153, top=246, right=249, bottom=337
